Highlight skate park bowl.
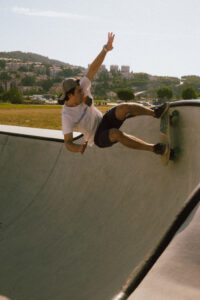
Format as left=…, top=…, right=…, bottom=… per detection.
left=0, top=100, right=200, bottom=300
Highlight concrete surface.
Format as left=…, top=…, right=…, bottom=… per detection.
left=131, top=199, right=200, bottom=300
left=0, top=101, right=200, bottom=300
left=0, top=125, right=81, bottom=141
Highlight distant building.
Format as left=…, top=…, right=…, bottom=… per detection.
left=87, top=64, right=107, bottom=73
left=5, top=62, right=22, bottom=71
left=19, top=86, right=41, bottom=93
left=34, top=63, right=46, bottom=74
left=107, top=91, right=117, bottom=99
left=110, top=65, right=119, bottom=72
left=5, top=61, right=34, bottom=72
left=0, top=77, right=20, bottom=91
left=98, top=65, right=106, bottom=72
left=0, top=58, right=20, bottom=62
left=149, top=76, right=157, bottom=81
left=36, top=74, right=48, bottom=81
left=49, top=66, right=62, bottom=77
left=121, top=65, right=131, bottom=78
left=121, top=65, right=130, bottom=73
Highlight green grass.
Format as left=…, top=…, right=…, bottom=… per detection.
left=0, top=103, right=61, bottom=109
left=0, top=103, right=112, bottom=130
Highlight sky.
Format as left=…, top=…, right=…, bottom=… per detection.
left=1, top=0, right=200, bottom=78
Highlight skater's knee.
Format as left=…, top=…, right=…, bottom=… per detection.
left=109, top=128, right=123, bottom=142
left=115, top=104, right=132, bottom=120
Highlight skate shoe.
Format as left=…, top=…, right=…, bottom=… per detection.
left=153, top=102, right=169, bottom=118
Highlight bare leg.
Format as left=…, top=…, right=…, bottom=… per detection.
left=109, top=129, right=154, bottom=152
left=115, top=103, right=155, bottom=121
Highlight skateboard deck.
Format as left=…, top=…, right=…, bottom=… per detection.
left=160, top=104, right=171, bottom=165
left=160, top=104, right=179, bottom=165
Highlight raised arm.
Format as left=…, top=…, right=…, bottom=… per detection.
left=86, top=32, right=115, bottom=82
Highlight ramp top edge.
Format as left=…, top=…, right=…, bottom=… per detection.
left=0, top=125, right=83, bottom=143
left=169, top=99, right=200, bottom=107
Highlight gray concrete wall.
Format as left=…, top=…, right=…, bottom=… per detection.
left=0, top=101, right=200, bottom=300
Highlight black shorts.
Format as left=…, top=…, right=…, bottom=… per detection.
left=94, top=106, right=125, bottom=148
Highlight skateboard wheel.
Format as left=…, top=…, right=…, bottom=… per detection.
left=169, top=149, right=175, bottom=160
left=174, top=146, right=180, bottom=153
left=172, top=110, right=179, bottom=116
left=169, top=147, right=180, bottom=160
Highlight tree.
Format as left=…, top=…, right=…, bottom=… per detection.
left=39, top=79, right=54, bottom=92
left=94, top=84, right=107, bottom=97
left=157, top=87, right=173, bottom=102
left=0, top=88, right=23, bottom=104
left=131, top=73, right=149, bottom=89
left=18, top=66, right=29, bottom=72
left=59, top=68, right=81, bottom=77
left=181, top=86, right=197, bottom=100
left=45, top=66, right=51, bottom=76
left=0, top=85, right=4, bottom=94
left=181, top=76, right=200, bottom=90
left=21, top=76, right=36, bottom=86
left=117, top=88, right=135, bottom=101
left=0, top=72, right=11, bottom=90
left=0, top=60, right=6, bottom=69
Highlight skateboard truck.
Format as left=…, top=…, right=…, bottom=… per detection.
left=169, top=146, right=180, bottom=160
left=160, top=105, right=180, bottom=165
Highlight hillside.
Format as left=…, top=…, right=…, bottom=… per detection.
left=0, top=51, right=200, bottom=101
left=0, top=51, right=84, bottom=70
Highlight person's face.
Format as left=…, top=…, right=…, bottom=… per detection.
left=72, top=85, right=84, bottom=105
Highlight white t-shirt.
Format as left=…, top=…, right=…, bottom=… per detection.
left=62, top=76, right=103, bottom=146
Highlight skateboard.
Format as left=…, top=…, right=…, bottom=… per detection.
left=160, top=104, right=180, bottom=165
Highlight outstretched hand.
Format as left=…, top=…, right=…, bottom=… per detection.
left=106, top=32, right=115, bottom=51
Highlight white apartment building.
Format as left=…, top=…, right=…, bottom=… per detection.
left=5, top=62, right=33, bottom=72
left=121, top=65, right=130, bottom=73
left=49, top=66, right=62, bottom=77
left=87, top=64, right=107, bottom=73
left=2, top=59, right=47, bottom=73
left=97, top=64, right=106, bottom=73
left=0, top=58, right=20, bottom=62
left=34, top=63, right=46, bottom=73
left=110, top=65, right=119, bottom=72
left=121, top=65, right=132, bottom=78
left=5, top=62, right=24, bottom=71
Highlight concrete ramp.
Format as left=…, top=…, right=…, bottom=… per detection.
left=131, top=186, right=200, bottom=300
left=0, top=100, right=200, bottom=300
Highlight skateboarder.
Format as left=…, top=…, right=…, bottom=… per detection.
left=61, top=32, right=168, bottom=155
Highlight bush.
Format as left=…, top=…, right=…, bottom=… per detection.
left=117, top=89, right=134, bottom=101
left=157, top=87, right=173, bottom=101
left=181, top=86, right=197, bottom=100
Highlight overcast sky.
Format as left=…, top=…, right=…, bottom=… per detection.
left=1, top=0, right=200, bottom=77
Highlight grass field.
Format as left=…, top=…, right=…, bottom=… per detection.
left=0, top=103, right=112, bottom=130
